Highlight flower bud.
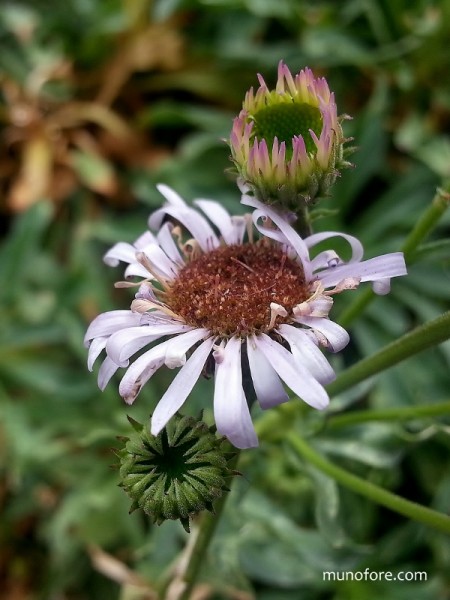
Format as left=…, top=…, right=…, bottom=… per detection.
left=229, top=61, right=353, bottom=211
left=115, top=414, right=237, bottom=532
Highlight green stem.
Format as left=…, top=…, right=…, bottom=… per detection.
left=168, top=452, right=240, bottom=600
left=326, top=400, right=450, bottom=430
left=401, top=184, right=450, bottom=257
left=339, top=184, right=450, bottom=327
left=327, top=310, right=450, bottom=398
left=294, top=204, right=313, bottom=238
left=286, top=432, right=450, bottom=534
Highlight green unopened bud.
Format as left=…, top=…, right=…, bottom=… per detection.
left=116, top=414, right=237, bottom=532
left=229, top=61, right=353, bottom=212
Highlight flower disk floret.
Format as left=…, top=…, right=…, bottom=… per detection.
left=85, top=185, right=407, bottom=449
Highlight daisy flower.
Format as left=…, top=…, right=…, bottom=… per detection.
left=85, top=185, right=406, bottom=449
left=229, top=60, right=352, bottom=210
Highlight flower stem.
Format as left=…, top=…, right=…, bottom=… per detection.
left=401, top=184, right=450, bottom=257
left=338, top=184, right=450, bottom=327
left=166, top=451, right=240, bottom=600
left=325, top=400, right=450, bottom=430
left=286, top=431, right=450, bottom=534
left=294, top=204, right=313, bottom=238
left=327, top=310, right=450, bottom=398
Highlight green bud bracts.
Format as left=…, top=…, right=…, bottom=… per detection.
left=230, top=62, right=353, bottom=211
left=116, top=414, right=237, bottom=532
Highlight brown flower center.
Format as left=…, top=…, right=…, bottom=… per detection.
left=165, top=242, right=309, bottom=337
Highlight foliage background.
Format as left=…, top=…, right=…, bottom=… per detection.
left=0, top=0, right=449, bottom=598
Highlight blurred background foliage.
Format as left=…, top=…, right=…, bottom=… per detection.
left=0, top=0, right=449, bottom=598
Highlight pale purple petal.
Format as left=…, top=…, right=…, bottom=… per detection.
left=310, top=250, right=341, bottom=271
left=246, top=338, right=289, bottom=408
left=151, top=337, right=215, bottom=435
left=119, top=328, right=209, bottom=404
left=230, top=216, right=248, bottom=244
left=140, top=244, right=180, bottom=280
left=305, top=231, right=364, bottom=263
left=135, top=283, right=162, bottom=303
left=98, top=357, right=120, bottom=390
left=293, top=317, right=349, bottom=352
left=103, top=231, right=158, bottom=269
left=119, top=344, right=168, bottom=403
left=241, top=194, right=312, bottom=279
left=84, top=311, right=141, bottom=345
left=156, top=222, right=184, bottom=266
left=163, top=327, right=210, bottom=368
left=214, top=337, right=258, bottom=449
left=124, top=263, right=152, bottom=279
left=149, top=185, right=219, bottom=251
left=252, top=334, right=329, bottom=410
left=106, top=321, right=192, bottom=366
left=318, top=253, right=407, bottom=288
left=103, top=242, right=138, bottom=267
left=372, top=279, right=391, bottom=295
left=134, top=231, right=158, bottom=249
left=87, top=337, right=107, bottom=370
left=294, top=295, right=334, bottom=318
left=277, top=324, right=336, bottom=385
left=155, top=183, right=187, bottom=208
left=194, top=199, right=237, bottom=245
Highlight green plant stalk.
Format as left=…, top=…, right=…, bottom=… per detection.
left=327, top=310, right=450, bottom=397
left=401, top=185, right=450, bottom=257
left=286, top=431, right=450, bottom=534
left=168, top=451, right=240, bottom=600
left=326, top=400, right=450, bottom=430
left=294, top=204, right=313, bottom=238
left=339, top=184, right=450, bottom=327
